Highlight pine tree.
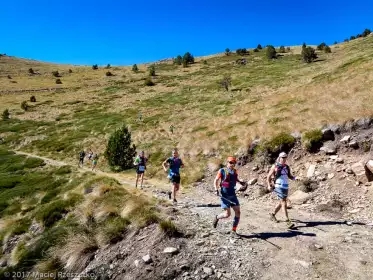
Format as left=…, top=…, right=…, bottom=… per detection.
left=105, top=125, right=137, bottom=171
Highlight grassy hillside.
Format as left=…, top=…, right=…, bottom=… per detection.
left=1, top=36, right=373, bottom=182
left=0, top=149, right=164, bottom=276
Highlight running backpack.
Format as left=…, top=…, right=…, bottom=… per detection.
left=274, top=163, right=290, bottom=182
left=220, top=168, right=237, bottom=187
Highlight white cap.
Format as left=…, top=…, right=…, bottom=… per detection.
left=279, top=152, right=288, bottom=158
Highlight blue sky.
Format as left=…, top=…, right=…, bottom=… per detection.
left=1, top=0, right=372, bottom=65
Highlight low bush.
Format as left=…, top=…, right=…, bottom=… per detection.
left=30, top=96, right=36, bottom=102
left=302, top=129, right=323, bottom=152
left=55, top=79, right=62, bottom=84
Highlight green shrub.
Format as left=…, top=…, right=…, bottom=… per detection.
left=106, top=64, right=111, bottom=69
left=55, top=79, right=62, bottom=84
left=30, top=95, right=36, bottom=102
left=259, top=133, right=296, bottom=154
left=28, top=68, right=35, bottom=75
left=52, top=71, right=60, bottom=77
left=21, top=101, right=29, bottom=111
left=362, top=28, right=371, bottom=37
left=257, top=44, right=262, bottom=50
left=99, top=216, right=131, bottom=244
left=266, top=45, right=277, bottom=59
left=302, top=129, right=323, bottom=152
left=23, top=157, right=45, bottom=168
left=2, top=109, right=10, bottom=120
left=55, top=165, right=72, bottom=175
left=350, top=35, right=356, bottom=40
left=41, top=189, right=60, bottom=204
left=225, top=48, right=230, bottom=56
left=279, top=46, right=286, bottom=53
left=317, top=42, right=326, bottom=50
left=132, top=64, right=139, bottom=72
left=219, top=75, right=231, bottom=91
left=148, top=64, right=156, bottom=76
left=105, top=124, right=136, bottom=171
left=324, top=46, right=331, bottom=53
left=236, top=48, right=248, bottom=55
left=92, top=64, right=98, bottom=70
left=35, top=200, right=69, bottom=227
left=7, top=75, right=12, bottom=79
left=144, top=77, right=155, bottom=86
left=203, top=60, right=208, bottom=65
left=253, top=48, right=259, bottom=52
left=344, top=38, right=349, bottom=42
left=68, top=69, right=73, bottom=73
left=105, top=71, right=113, bottom=76
left=302, top=46, right=317, bottom=63
left=286, top=46, right=291, bottom=52
left=182, top=52, right=194, bottom=65
left=159, top=220, right=178, bottom=237
left=174, top=56, right=182, bottom=65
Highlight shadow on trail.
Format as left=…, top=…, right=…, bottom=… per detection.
left=238, top=230, right=316, bottom=250
left=291, top=220, right=367, bottom=231
left=239, top=230, right=316, bottom=240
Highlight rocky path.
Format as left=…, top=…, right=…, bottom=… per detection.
left=14, top=150, right=373, bottom=280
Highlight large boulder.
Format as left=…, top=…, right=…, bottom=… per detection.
left=327, top=124, right=342, bottom=134
left=307, top=164, right=316, bottom=178
left=322, top=129, right=335, bottom=141
left=320, top=141, right=337, bottom=155
left=289, top=190, right=311, bottom=205
left=354, top=117, right=373, bottom=129
left=351, top=161, right=373, bottom=183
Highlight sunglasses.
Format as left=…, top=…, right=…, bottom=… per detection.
left=228, top=161, right=236, bottom=164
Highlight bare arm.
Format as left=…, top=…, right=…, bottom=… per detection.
left=162, top=159, right=169, bottom=172
left=267, top=166, right=276, bottom=188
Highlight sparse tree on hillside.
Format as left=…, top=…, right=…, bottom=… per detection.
left=7, top=75, right=12, bottom=79
left=68, top=69, right=73, bottom=73
left=334, top=41, right=338, bottom=45
left=286, top=46, right=291, bottom=52
left=225, top=48, right=231, bottom=56
left=362, top=28, right=371, bottom=37
left=182, top=52, right=194, bottom=66
left=350, top=35, right=356, bottom=40
left=317, top=42, right=326, bottom=50
left=52, top=71, right=60, bottom=77
left=92, top=64, right=98, bottom=70
left=174, top=55, right=182, bottom=65
left=236, top=48, right=248, bottom=55
left=2, top=109, right=10, bottom=120
left=30, top=96, right=36, bottom=102
left=21, top=101, right=29, bottom=111
left=220, top=75, right=232, bottom=91
left=266, top=45, right=277, bottom=59
left=356, top=34, right=362, bottom=38
left=324, top=46, right=332, bottom=53
left=302, top=46, right=317, bottom=63
left=148, top=64, right=156, bottom=76
left=106, top=64, right=111, bottom=69
left=253, top=48, right=259, bottom=52
left=132, top=64, right=139, bottom=72
left=279, top=46, right=286, bottom=53
left=257, top=44, right=262, bottom=50
left=144, top=77, right=155, bottom=86
left=203, top=60, right=208, bottom=65
left=105, top=124, right=136, bottom=171
left=344, top=38, right=349, bottom=42
left=28, top=68, right=35, bottom=75
left=56, top=79, right=62, bottom=84
left=106, top=71, right=113, bottom=76
left=302, top=43, right=307, bottom=50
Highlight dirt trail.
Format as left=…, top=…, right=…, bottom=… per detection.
left=14, top=150, right=373, bottom=280
left=15, top=150, right=136, bottom=186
